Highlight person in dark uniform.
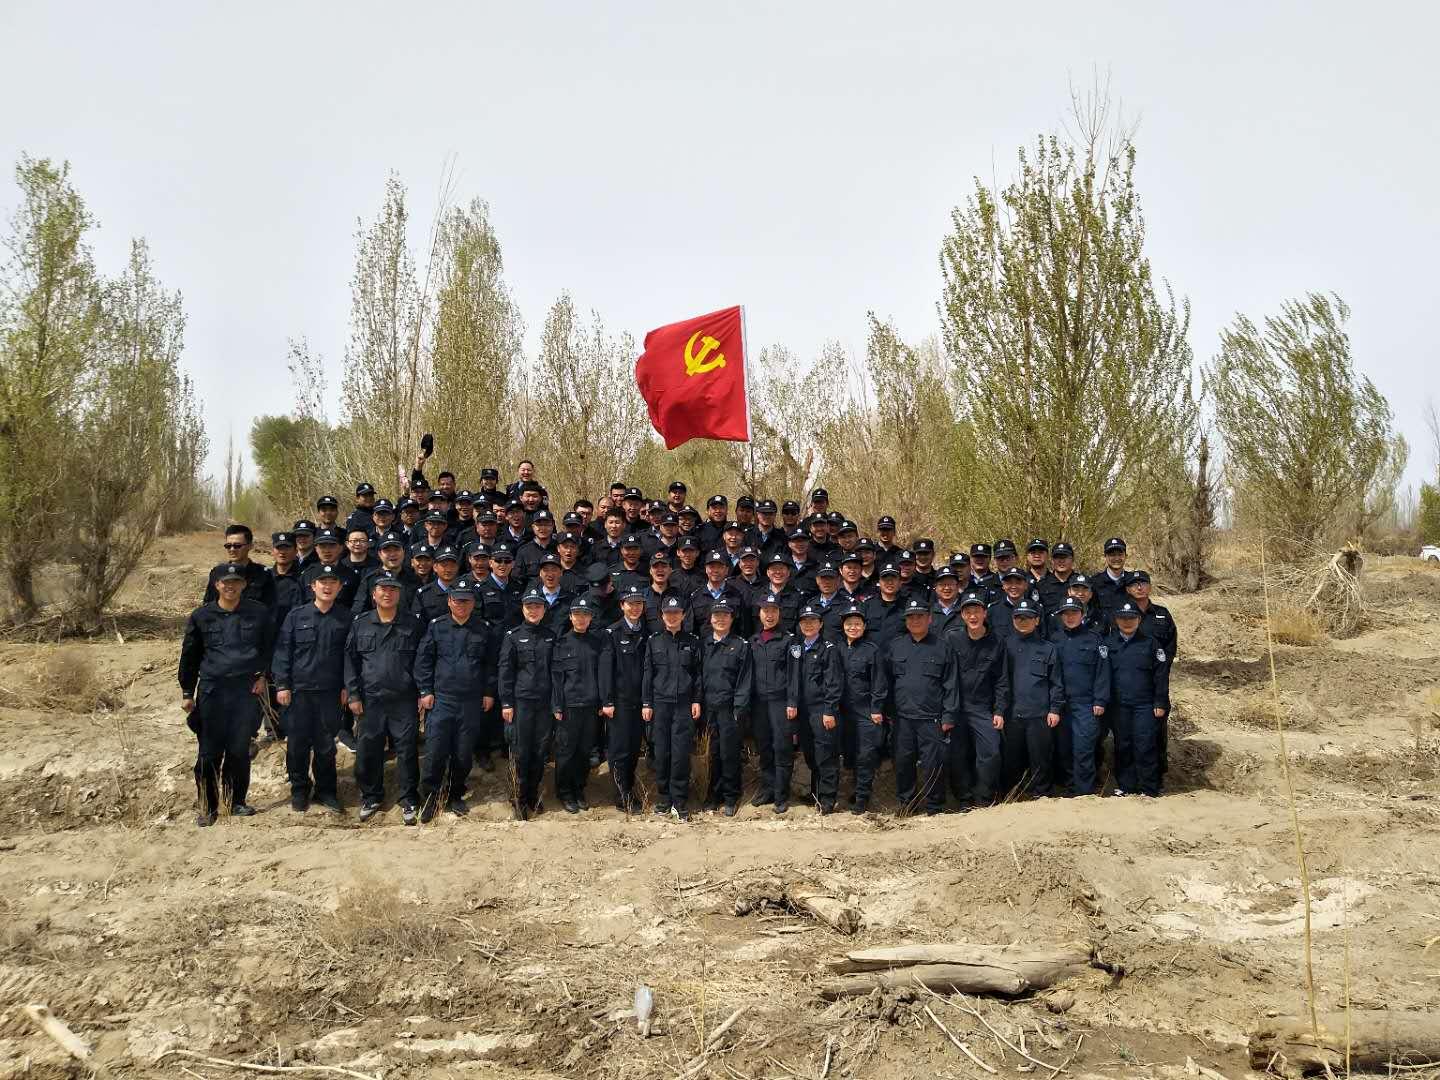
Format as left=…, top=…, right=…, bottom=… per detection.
left=987, top=568, right=1039, bottom=647
left=203, top=524, right=277, bottom=612
left=878, top=598, right=960, bottom=816
left=549, top=595, right=606, bottom=813
left=784, top=528, right=817, bottom=596
left=837, top=553, right=872, bottom=605
left=533, top=553, right=575, bottom=635
left=408, top=541, right=435, bottom=587
left=345, top=571, right=425, bottom=823
left=993, top=538, right=1019, bottom=577
left=642, top=595, right=703, bottom=820
left=639, top=552, right=683, bottom=632
left=413, top=575, right=499, bottom=820
left=293, top=519, right=317, bottom=570
left=996, top=599, right=1064, bottom=797
left=861, top=564, right=907, bottom=655
left=315, top=494, right=341, bottom=531
left=910, top=539, right=938, bottom=593
left=786, top=604, right=843, bottom=814
left=267, top=531, right=306, bottom=645
left=178, top=564, right=275, bottom=825
left=600, top=586, right=649, bottom=811
left=874, top=516, right=900, bottom=560
left=1093, top=537, right=1130, bottom=614
left=345, top=483, right=377, bottom=538
left=808, top=562, right=848, bottom=642
left=1039, top=542, right=1080, bottom=611
left=1106, top=600, right=1170, bottom=797
left=498, top=589, right=554, bottom=819
left=666, top=536, right=702, bottom=595
left=352, top=531, right=421, bottom=617
left=928, top=566, right=963, bottom=638
left=688, top=550, right=748, bottom=637
left=947, top=590, right=1006, bottom=808
left=1124, top=570, right=1177, bottom=775
left=416, top=545, right=464, bottom=621
left=759, top=553, right=802, bottom=631
left=1052, top=597, right=1111, bottom=797
left=699, top=597, right=753, bottom=816
left=968, top=543, right=1000, bottom=601
left=698, top=494, right=729, bottom=550
left=747, top=499, right=785, bottom=558
left=272, top=564, right=354, bottom=814
left=303, top=527, right=360, bottom=611
left=836, top=605, right=884, bottom=814
left=747, top=592, right=790, bottom=809
left=476, top=544, right=523, bottom=629
left=367, top=499, right=397, bottom=544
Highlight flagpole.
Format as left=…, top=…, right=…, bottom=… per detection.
left=741, top=305, right=755, bottom=498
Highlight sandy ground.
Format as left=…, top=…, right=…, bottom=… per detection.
left=0, top=533, right=1437, bottom=1079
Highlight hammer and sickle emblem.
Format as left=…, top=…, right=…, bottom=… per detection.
left=684, top=331, right=727, bottom=377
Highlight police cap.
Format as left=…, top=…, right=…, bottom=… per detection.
left=1027, top=538, right=1049, bottom=553
left=1114, top=600, right=1142, bottom=620
left=1012, top=599, right=1041, bottom=619
left=757, top=499, right=777, bottom=514
left=994, top=539, right=1017, bottom=556
left=934, top=565, right=958, bottom=581
left=433, top=545, right=460, bottom=564
left=355, top=482, right=375, bottom=496
left=903, top=597, right=929, bottom=616
left=1058, top=596, right=1085, bottom=613
left=217, top=563, right=247, bottom=583
left=1051, top=542, right=1075, bottom=558
left=970, top=542, right=992, bottom=557
left=1000, top=566, right=1026, bottom=581
left=314, top=527, right=343, bottom=545
left=371, top=570, right=403, bottom=590
left=378, top=531, right=406, bottom=550
left=621, top=533, right=643, bottom=548
left=314, top=563, right=342, bottom=581
left=536, top=552, right=562, bottom=568
left=877, top=515, right=896, bottom=530
left=521, top=588, right=547, bottom=606
left=490, top=543, right=514, bottom=562
left=959, top=590, right=987, bottom=610
left=1104, top=536, right=1127, bottom=554
left=815, top=561, right=838, bottom=577
left=677, top=536, right=700, bottom=552
left=661, top=595, right=686, bottom=612
left=1125, top=569, right=1152, bottom=586
left=704, top=549, right=728, bottom=565
left=292, top=519, right=316, bottom=536
left=781, top=500, right=801, bottom=514
left=409, top=543, right=436, bottom=559
left=271, top=531, right=295, bottom=549
left=455, top=490, right=475, bottom=505
left=914, top=538, right=935, bottom=554
left=423, top=510, right=448, bottom=524
left=372, top=498, right=394, bottom=513
left=316, top=495, right=339, bottom=509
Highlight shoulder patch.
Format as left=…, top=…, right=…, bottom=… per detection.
left=1156, top=649, right=1167, bottom=662
left=789, top=643, right=803, bottom=658
left=1097, top=644, right=1108, bottom=659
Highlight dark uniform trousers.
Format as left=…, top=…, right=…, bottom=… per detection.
left=895, top=716, right=946, bottom=813
left=608, top=701, right=643, bottom=802
left=422, top=694, right=484, bottom=804
left=1069, top=704, right=1101, bottom=796
left=1113, top=705, right=1159, bottom=796
left=798, top=709, right=839, bottom=805
left=652, top=702, right=694, bottom=810
left=1004, top=714, right=1057, bottom=796
left=356, top=697, right=418, bottom=806
left=849, top=711, right=887, bottom=804
left=747, top=704, right=776, bottom=797
left=194, top=676, right=259, bottom=812
left=554, top=706, right=595, bottom=802
left=510, top=699, right=551, bottom=809
left=948, top=710, right=1002, bottom=806
left=754, top=696, right=787, bottom=800
left=287, top=688, right=342, bottom=800
left=705, top=706, right=742, bottom=804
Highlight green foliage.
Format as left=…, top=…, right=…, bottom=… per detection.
left=1417, top=482, right=1440, bottom=546
left=938, top=115, right=1197, bottom=549
left=1211, top=292, right=1402, bottom=555
left=250, top=413, right=333, bottom=519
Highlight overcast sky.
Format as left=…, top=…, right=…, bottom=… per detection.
left=2, top=2, right=1436, bottom=492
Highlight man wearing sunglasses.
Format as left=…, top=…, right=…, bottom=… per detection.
left=203, top=524, right=277, bottom=612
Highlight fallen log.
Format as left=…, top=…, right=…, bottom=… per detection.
left=786, top=885, right=861, bottom=936
left=1248, top=1011, right=1440, bottom=1077
left=816, top=941, right=1096, bottom=1000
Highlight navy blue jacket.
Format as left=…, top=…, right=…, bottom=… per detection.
left=700, top=633, right=753, bottom=710
left=413, top=613, right=500, bottom=700
left=947, top=627, right=1006, bottom=722
left=550, top=628, right=606, bottom=712
left=178, top=599, right=276, bottom=690
left=497, top=621, right=553, bottom=706
left=1105, top=630, right=1170, bottom=709
left=838, top=637, right=883, bottom=717
left=787, top=635, right=843, bottom=715
left=997, top=630, right=1064, bottom=719
left=877, top=632, right=960, bottom=726
left=272, top=601, right=353, bottom=692
left=600, top=618, right=649, bottom=705
left=344, top=609, right=424, bottom=702
left=748, top=629, right=793, bottom=700
left=642, top=629, right=702, bottom=707
left=1053, top=624, right=1111, bottom=708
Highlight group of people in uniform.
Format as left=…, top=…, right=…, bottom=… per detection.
left=178, top=461, right=1176, bottom=827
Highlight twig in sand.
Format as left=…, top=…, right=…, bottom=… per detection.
left=946, top=995, right=1061, bottom=1072
left=158, top=1048, right=381, bottom=1080
left=924, top=1005, right=997, bottom=1074
left=821, top=1033, right=834, bottom=1079
left=677, top=1004, right=749, bottom=1080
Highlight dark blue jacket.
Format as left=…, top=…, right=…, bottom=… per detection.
left=700, top=633, right=753, bottom=710
left=748, top=629, right=793, bottom=700
left=947, top=627, right=1005, bottom=722
left=344, top=609, right=425, bottom=702
left=642, top=629, right=702, bottom=707
left=271, top=601, right=352, bottom=692
left=877, top=632, right=960, bottom=726
left=550, top=628, right=606, bottom=712
left=838, top=637, right=883, bottom=717
left=600, top=618, right=649, bottom=705
left=787, top=635, right=843, bottom=715
left=413, top=614, right=500, bottom=700
left=178, top=599, right=276, bottom=690
left=1105, top=630, right=1170, bottom=709
left=497, top=621, right=553, bottom=706
left=1053, top=624, right=1111, bottom=709
left=997, top=630, right=1064, bottom=719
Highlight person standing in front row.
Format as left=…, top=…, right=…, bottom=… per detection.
left=272, top=564, right=353, bottom=815
left=498, top=589, right=554, bottom=819
left=1106, top=600, right=1171, bottom=798
left=748, top=592, right=792, bottom=810
left=699, top=597, right=753, bottom=816
left=878, top=598, right=960, bottom=817
left=996, top=598, right=1064, bottom=797
left=413, top=575, right=499, bottom=821
left=550, top=595, right=606, bottom=814
left=178, top=563, right=275, bottom=826
left=836, top=605, right=884, bottom=814
left=787, top=604, right=843, bottom=814
left=1052, top=596, right=1111, bottom=796
left=642, top=595, right=702, bottom=821
left=600, top=585, right=650, bottom=812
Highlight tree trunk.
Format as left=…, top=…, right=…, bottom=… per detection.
left=1249, top=1011, right=1440, bottom=1077
left=816, top=941, right=1095, bottom=1000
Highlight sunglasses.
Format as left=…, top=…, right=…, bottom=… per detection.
left=222, top=542, right=248, bottom=550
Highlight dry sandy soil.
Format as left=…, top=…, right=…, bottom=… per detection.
left=0, top=533, right=1437, bottom=1079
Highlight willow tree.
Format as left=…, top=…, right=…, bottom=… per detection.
left=1211, top=292, right=1402, bottom=555
left=938, top=103, right=1195, bottom=548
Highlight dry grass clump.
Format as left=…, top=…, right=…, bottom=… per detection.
left=320, top=877, right=459, bottom=962
left=1267, top=605, right=1326, bottom=646
left=0, top=646, right=122, bottom=713
left=1269, top=546, right=1367, bottom=638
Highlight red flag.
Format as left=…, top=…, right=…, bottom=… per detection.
left=635, top=305, right=750, bottom=449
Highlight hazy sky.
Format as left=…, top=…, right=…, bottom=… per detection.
left=3, top=2, right=1437, bottom=491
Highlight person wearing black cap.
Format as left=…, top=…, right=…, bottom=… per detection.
left=968, top=543, right=1000, bottom=601
left=408, top=542, right=435, bottom=588
left=179, top=564, right=276, bottom=825
left=549, top=595, right=607, bottom=813
left=500, top=500, right=530, bottom=549
left=315, top=495, right=340, bottom=531
left=478, top=467, right=501, bottom=498
left=668, top=537, right=703, bottom=596
left=837, top=554, right=872, bottom=606
left=367, top=499, right=397, bottom=545
left=292, top=519, right=318, bottom=570
left=619, top=486, right=645, bottom=529
left=515, top=510, right=558, bottom=584
left=203, top=524, right=278, bottom=613
left=1105, top=600, right=1170, bottom=797
left=808, top=487, right=830, bottom=516
left=594, top=507, right=629, bottom=567
left=583, top=560, right=619, bottom=627
left=992, top=539, right=1019, bottom=577
left=533, top=554, right=575, bottom=635
left=1039, top=543, right=1080, bottom=612
left=1125, top=569, right=1176, bottom=776
left=746, top=592, right=791, bottom=808
left=732, top=546, right=765, bottom=606
left=719, top=519, right=747, bottom=569
left=786, top=604, right=843, bottom=814
left=645, top=511, right=681, bottom=559
left=947, top=590, right=1007, bottom=808
left=267, top=531, right=306, bottom=638
left=987, top=568, right=1039, bottom=647
left=1024, top=539, right=1049, bottom=592
left=343, top=526, right=380, bottom=578
left=699, top=598, right=754, bottom=816
left=875, top=516, right=899, bottom=559
left=689, top=550, right=749, bottom=638
left=784, top=528, right=817, bottom=595
left=698, top=494, right=729, bottom=551
left=996, top=598, right=1064, bottom=797
left=417, top=510, right=454, bottom=553
left=346, top=483, right=378, bottom=537
left=600, top=586, right=650, bottom=810
left=353, top=532, right=421, bottom=618
left=302, top=527, right=360, bottom=612
left=475, top=543, right=522, bottom=629
left=806, top=513, right=837, bottom=564
left=641, top=552, right=684, bottom=633
left=642, top=595, right=703, bottom=819
left=553, top=531, right=588, bottom=593
left=735, top=494, right=757, bottom=529
left=911, top=539, right=938, bottom=593
left=836, top=605, right=884, bottom=813
left=614, top=533, right=648, bottom=593
left=877, top=598, right=959, bottom=816
left=929, top=566, right=964, bottom=638
left=498, top=589, right=555, bottom=818
left=780, top=500, right=802, bottom=532
left=416, top=545, right=464, bottom=622
left=1052, top=597, right=1112, bottom=797
left=758, top=553, right=802, bottom=632
left=272, top=564, right=354, bottom=814
left=1094, top=538, right=1130, bottom=614
left=747, top=499, right=784, bottom=558
left=806, top=561, right=847, bottom=643
left=665, top=480, right=688, bottom=515
left=861, top=564, right=907, bottom=655
left=345, top=570, right=426, bottom=823
left=414, top=575, right=499, bottom=820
